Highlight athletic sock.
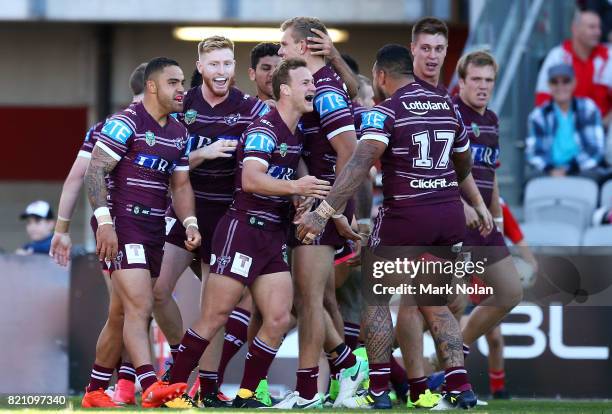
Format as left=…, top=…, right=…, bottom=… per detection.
left=239, top=336, right=279, bottom=392
left=86, top=364, right=114, bottom=392
left=218, top=307, right=251, bottom=385
left=136, top=364, right=157, bottom=392
left=169, top=329, right=209, bottom=384
left=296, top=366, right=320, bottom=400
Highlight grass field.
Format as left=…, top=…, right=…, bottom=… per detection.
left=2, top=397, right=611, bottom=413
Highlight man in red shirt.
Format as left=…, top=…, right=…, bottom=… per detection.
left=535, top=9, right=612, bottom=122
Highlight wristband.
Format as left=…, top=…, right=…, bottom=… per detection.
left=55, top=217, right=71, bottom=233
left=98, top=221, right=114, bottom=227
left=332, top=213, right=344, bottom=219
left=182, top=216, right=198, bottom=228
left=186, top=223, right=199, bottom=230
left=94, top=207, right=110, bottom=219
left=357, top=218, right=372, bottom=226
left=314, top=200, right=336, bottom=220
left=57, top=215, right=71, bottom=222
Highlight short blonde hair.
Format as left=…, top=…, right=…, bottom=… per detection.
left=198, top=36, right=234, bottom=56
left=280, top=17, right=327, bottom=42
left=456, top=50, right=498, bottom=80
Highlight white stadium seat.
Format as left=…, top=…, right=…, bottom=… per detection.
left=599, top=179, right=612, bottom=207
left=520, top=222, right=582, bottom=251
left=524, top=177, right=598, bottom=230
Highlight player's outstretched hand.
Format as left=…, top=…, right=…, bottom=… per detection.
left=474, top=202, right=493, bottom=236
left=307, top=28, right=340, bottom=60
left=96, top=225, right=118, bottom=262
left=332, top=215, right=361, bottom=242
left=293, top=175, right=331, bottom=199
left=297, top=211, right=328, bottom=244
left=203, top=139, right=237, bottom=160
left=184, top=227, right=202, bottom=251
left=50, top=232, right=72, bottom=266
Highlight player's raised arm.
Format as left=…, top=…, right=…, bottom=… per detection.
left=307, top=28, right=359, bottom=99
left=188, top=138, right=237, bottom=169
left=84, top=145, right=119, bottom=261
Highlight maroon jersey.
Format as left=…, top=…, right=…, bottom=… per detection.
left=353, top=103, right=367, bottom=139
left=229, top=108, right=303, bottom=227
left=453, top=96, right=500, bottom=207
left=96, top=102, right=189, bottom=223
left=360, top=82, right=469, bottom=208
left=301, top=65, right=355, bottom=183
left=181, top=86, right=269, bottom=204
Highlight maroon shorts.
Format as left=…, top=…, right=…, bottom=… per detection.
left=165, top=202, right=229, bottom=264
left=210, top=213, right=290, bottom=286
left=368, top=200, right=466, bottom=260
left=91, top=215, right=164, bottom=278
left=463, top=226, right=510, bottom=265
left=334, top=240, right=357, bottom=265
left=290, top=199, right=355, bottom=249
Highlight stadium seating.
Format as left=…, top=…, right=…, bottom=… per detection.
left=599, top=179, right=612, bottom=207
left=523, top=177, right=598, bottom=230
left=582, top=225, right=612, bottom=246
left=520, top=221, right=582, bottom=254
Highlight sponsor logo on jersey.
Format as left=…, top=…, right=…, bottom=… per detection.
left=145, top=131, right=156, bottom=146
left=268, top=166, right=295, bottom=180
left=410, top=178, right=458, bottom=189
left=132, top=204, right=151, bottom=216
left=102, top=119, right=133, bottom=144
left=184, top=109, right=197, bottom=125
left=279, top=143, right=288, bottom=157
left=245, top=132, right=276, bottom=153
left=361, top=111, right=387, bottom=130
left=314, top=91, right=348, bottom=116
left=471, top=122, right=480, bottom=137
left=258, top=105, right=271, bottom=117
left=261, top=119, right=274, bottom=128
left=402, top=100, right=450, bottom=115
left=134, top=153, right=174, bottom=173
left=218, top=255, right=231, bottom=267
left=224, top=113, right=241, bottom=125
left=471, top=144, right=499, bottom=167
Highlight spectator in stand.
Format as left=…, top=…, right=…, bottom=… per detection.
left=583, top=0, right=612, bottom=43
left=535, top=9, right=612, bottom=123
left=526, top=63, right=605, bottom=180
left=16, top=200, right=55, bottom=255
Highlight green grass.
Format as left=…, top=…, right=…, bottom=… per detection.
left=2, top=397, right=611, bottom=413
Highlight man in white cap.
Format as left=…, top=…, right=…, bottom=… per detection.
left=17, top=200, right=55, bottom=255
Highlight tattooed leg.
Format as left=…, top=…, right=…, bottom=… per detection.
left=362, top=305, right=393, bottom=363
left=419, top=306, right=464, bottom=369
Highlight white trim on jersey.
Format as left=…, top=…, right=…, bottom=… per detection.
left=453, top=141, right=470, bottom=153
left=173, top=165, right=190, bottom=171
left=95, top=141, right=122, bottom=161
left=361, top=133, right=389, bottom=146
left=327, top=124, right=355, bottom=140
left=243, top=156, right=269, bottom=168
left=77, top=150, right=92, bottom=159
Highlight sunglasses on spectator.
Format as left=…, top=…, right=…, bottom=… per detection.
left=550, top=77, right=572, bottom=85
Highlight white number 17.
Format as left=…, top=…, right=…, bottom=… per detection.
left=412, top=130, right=454, bottom=169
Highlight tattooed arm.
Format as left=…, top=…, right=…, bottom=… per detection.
left=419, top=307, right=465, bottom=368
left=84, top=145, right=119, bottom=261
left=296, top=139, right=386, bottom=242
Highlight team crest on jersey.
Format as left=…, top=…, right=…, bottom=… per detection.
left=471, top=122, right=480, bottom=137
left=145, top=131, right=156, bottom=146
left=185, top=109, right=197, bottom=125
left=224, top=113, right=240, bottom=125
left=279, top=143, right=288, bottom=157
left=218, top=255, right=232, bottom=267
left=174, top=137, right=185, bottom=150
